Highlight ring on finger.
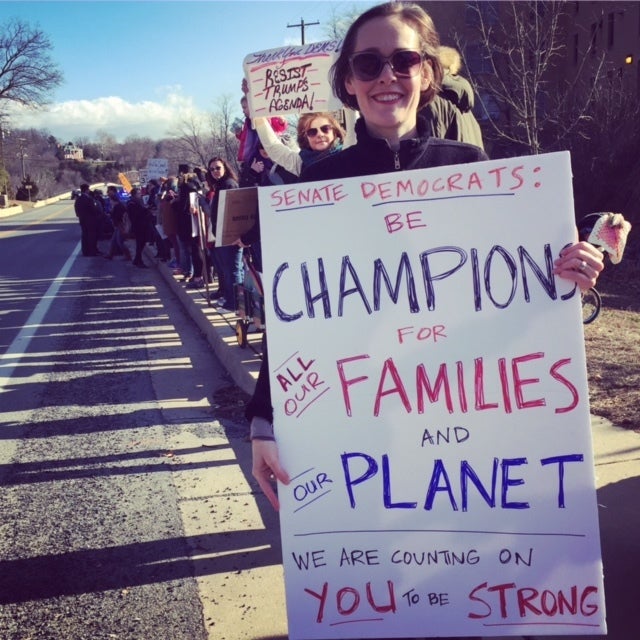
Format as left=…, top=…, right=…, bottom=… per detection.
left=578, top=260, right=588, bottom=272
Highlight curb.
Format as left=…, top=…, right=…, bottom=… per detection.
left=0, top=204, right=24, bottom=218
left=146, top=248, right=261, bottom=397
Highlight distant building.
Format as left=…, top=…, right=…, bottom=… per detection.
left=60, top=142, right=83, bottom=161
left=563, top=1, right=639, bottom=94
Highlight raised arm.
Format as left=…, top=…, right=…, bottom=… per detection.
left=254, top=117, right=303, bottom=177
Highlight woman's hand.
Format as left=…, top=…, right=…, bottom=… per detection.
left=553, top=241, right=604, bottom=290
left=252, top=439, right=290, bottom=511
left=251, top=158, right=265, bottom=174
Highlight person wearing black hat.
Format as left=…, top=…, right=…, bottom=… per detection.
left=74, top=183, right=101, bottom=256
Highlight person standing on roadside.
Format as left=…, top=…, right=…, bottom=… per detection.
left=175, top=164, right=199, bottom=282
left=159, top=176, right=181, bottom=271
left=127, top=187, right=151, bottom=268
left=104, top=186, right=131, bottom=261
left=74, top=183, right=101, bottom=256
left=244, top=6, right=606, bottom=639
left=205, top=157, right=240, bottom=309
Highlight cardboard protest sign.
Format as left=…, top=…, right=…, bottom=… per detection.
left=118, top=172, right=132, bottom=193
left=258, top=152, right=606, bottom=639
left=216, top=187, right=259, bottom=246
left=243, top=40, right=343, bottom=118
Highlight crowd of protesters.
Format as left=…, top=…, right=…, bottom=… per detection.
left=76, top=38, right=528, bottom=334
left=80, top=146, right=282, bottom=324
left=80, top=101, right=360, bottom=328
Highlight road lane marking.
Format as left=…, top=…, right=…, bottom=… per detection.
left=0, top=203, right=75, bottom=239
left=0, top=241, right=81, bottom=392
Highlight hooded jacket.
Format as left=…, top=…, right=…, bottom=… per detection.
left=438, top=72, right=485, bottom=150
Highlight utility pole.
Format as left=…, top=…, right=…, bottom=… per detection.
left=287, top=17, right=319, bottom=45
left=0, top=120, right=7, bottom=195
left=18, top=138, right=27, bottom=180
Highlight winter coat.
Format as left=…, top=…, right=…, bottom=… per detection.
left=438, top=72, right=485, bottom=149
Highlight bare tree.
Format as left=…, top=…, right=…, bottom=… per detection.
left=323, top=5, right=362, bottom=40
left=73, top=136, right=91, bottom=150
left=165, top=97, right=242, bottom=173
left=210, top=94, right=240, bottom=170
left=461, top=1, right=606, bottom=156
left=0, top=18, right=63, bottom=111
left=569, top=71, right=640, bottom=217
left=95, top=130, right=118, bottom=160
left=167, top=111, right=211, bottom=169
left=0, top=19, right=61, bottom=194
left=457, top=1, right=638, bottom=245
left=117, top=135, right=156, bottom=172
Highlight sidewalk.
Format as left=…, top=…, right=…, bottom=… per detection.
left=150, top=253, right=639, bottom=640
left=151, top=257, right=262, bottom=398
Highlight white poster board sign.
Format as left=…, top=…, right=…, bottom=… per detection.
left=243, top=40, right=343, bottom=118
left=146, top=158, right=169, bottom=181
left=258, top=152, right=606, bottom=639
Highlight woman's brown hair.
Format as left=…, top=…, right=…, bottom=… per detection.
left=296, top=112, right=346, bottom=150
left=206, top=157, right=238, bottom=184
left=331, top=1, right=443, bottom=111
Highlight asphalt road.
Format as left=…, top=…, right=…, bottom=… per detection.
left=0, top=201, right=284, bottom=639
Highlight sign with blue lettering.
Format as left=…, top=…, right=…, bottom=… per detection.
left=243, top=40, right=343, bottom=118
left=258, top=152, right=606, bottom=638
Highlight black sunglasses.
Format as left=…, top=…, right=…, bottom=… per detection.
left=305, top=124, right=332, bottom=138
left=349, top=49, right=424, bottom=81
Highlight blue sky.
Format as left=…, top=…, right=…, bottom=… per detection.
left=3, top=0, right=377, bottom=141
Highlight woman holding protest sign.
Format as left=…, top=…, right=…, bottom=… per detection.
left=253, top=111, right=346, bottom=177
left=247, top=1, right=605, bottom=513
left=240, top=76, right=350, bottom=178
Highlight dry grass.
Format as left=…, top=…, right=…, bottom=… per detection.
left=584, top=259, right=640, bottom=432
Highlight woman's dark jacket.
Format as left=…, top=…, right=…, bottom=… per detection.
left=209, top=175, right=238, bottom=232
left=435, top=74, right=485, bottom=149
left=245, top=114, right=488, bottom=424
left=127, top=197, right=152, bottom=239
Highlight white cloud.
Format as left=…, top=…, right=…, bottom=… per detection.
left=5, top=89, right=203, bottom=142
